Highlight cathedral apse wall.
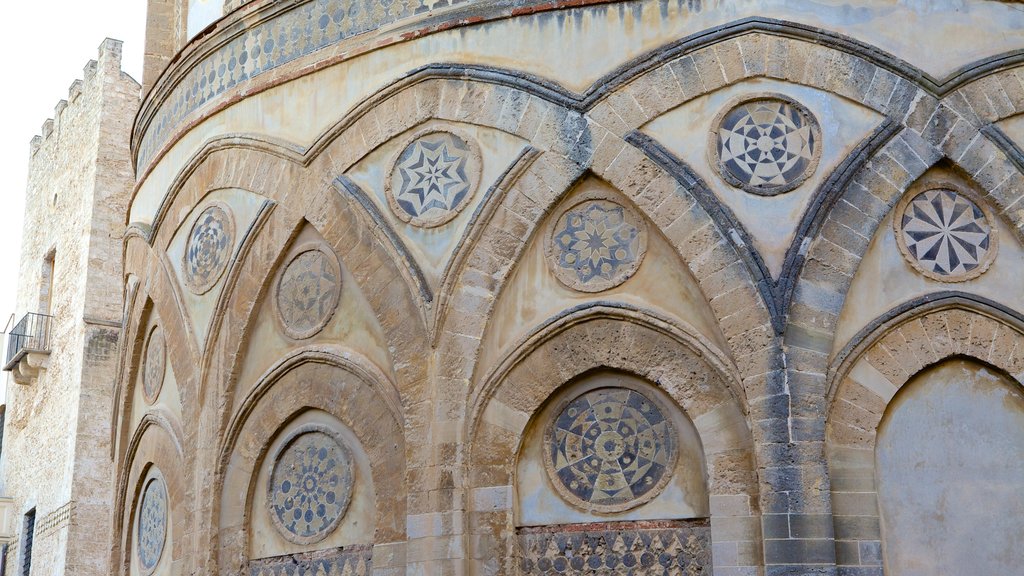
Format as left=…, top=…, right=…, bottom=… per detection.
left=114, top=0, right=1024, bottom=574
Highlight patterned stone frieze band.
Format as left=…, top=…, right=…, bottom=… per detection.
left=137, top=474, right=168, bottom=574
left=710, top=94, right=821, bottom=196
left=142, top=325, right=166, bottom=404
left=894, top=186, right=997, bottom=282
left=183, top=203, right=235, bottom=295
left=544, top=387, right=677, bottom=513
left=248, top=545, right=373, bottom=576
left=518, top=520, right=711, bottom=575
left=275, top=246, right=342, bottom=339
left=267, top=425, right=354, bottom=545
left=386, top=130, right=481, bottom=227
left=546, top=194, right=647, bottom=293
left=137, top=0, right=478, bottom=170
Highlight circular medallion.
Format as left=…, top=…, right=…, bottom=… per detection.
left=183, top=203, right=235, bottom=294
left=142, top=326, right=166, bottom=404
left=710, top=95, right=821, bottom=195
left=137, top=474, right=168, bottom=574
left=546, top=195, right=647, bottom=293
left=544, top=387, right=677, bottom=513
left=275, top=246, right=342, bottom=340
left=894, top=187, right=997, bottom=282
left=386, top=130, right=481, bottom=227
left=267, top=426, right=354, bottom=545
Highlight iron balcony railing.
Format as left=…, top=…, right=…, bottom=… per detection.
left=3, top=313, right=52, bottom=371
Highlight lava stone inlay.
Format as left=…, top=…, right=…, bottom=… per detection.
left=712, top=95, right=820, bottom=195
left=137, top=475, right=168, bottom=573
left=545, top=388, right=677, bottom=513
left=268, top=426, right=354, bottom=544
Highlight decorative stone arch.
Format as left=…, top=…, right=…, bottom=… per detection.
left=466, top=306, right=760, bottom=574
left=787, top=125, right=1024, bottom=437
left=215, top=347, right=406, bottom=574
left=111, top=412, right=188, bottom=576
left=825, top=295, right=1024, bottom=573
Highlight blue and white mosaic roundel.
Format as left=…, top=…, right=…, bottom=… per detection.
left=183, top=204, right=234, bottom=294
left=713, top=96, right=820, bottom=195
left=387, top=132, right=479, bottom=227
left=548, top=198, right=647, bottom=293
left=268, top=427, right=354, bottom=544
left=545, top=388, right=677, bottom=513
left=137, top=475, right=168, bottom=572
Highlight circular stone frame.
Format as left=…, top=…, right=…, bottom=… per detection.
left=542, top=385, right=679, bottom=515
left=265, top=424, right=355, bottom=546
left=707, top=93, right=823, bottom=196
left=544, top=190, right=648, bottom=293
left=182, top=201, right=236, bottom=295
left=892, top=179, right=999, bottom=283
left=273, top=243, right=343, bottom=340
left=136, top=470, right=168, bottom=576
left=384, top=128, right=482, bottom=228
left=141, top=325, right=166, bottom=405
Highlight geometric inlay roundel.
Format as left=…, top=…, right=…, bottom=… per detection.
left=183, top=203, right=235, bottom=294
left=894, top=187, right=997, bottom=282
left=546, top=197, right=648, bottom=293
left=711, top=95, right=821, bottom=196
left=386, top=131, right=481, bottom=228
left=267, top=426, right=354, bottom=545
left=142, top=325, right=166, bottom=405
left=137, top=474, right=168, bottom=574
left=275, top=246, right=342, bottom=340
left=544, top=388, right=677, bottom=513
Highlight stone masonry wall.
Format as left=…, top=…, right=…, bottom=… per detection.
left=1, top=39, right=140, bottom=576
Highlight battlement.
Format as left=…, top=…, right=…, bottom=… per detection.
left=29, top=38, right=138, bottom=158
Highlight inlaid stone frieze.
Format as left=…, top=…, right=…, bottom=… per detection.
left=183, top=203, right=235, bottom=294
left=546, top=194, right=647, bottom=293
left=267, top=425, right=354, bottom=545
left=275, top=246, right=342, bottom=340
left=386, top=130, right=481, bottom=227
left=894, top=187, right=996, bottom=282
left=710, top=94, right=821, bottom=196
left=544, top=387, right=677, bottom=513
left=518, top=520, right=712, bottom=575
left=137, top=474, right=168, bottom=574
left=142, top=325, right=166, bottom=404
left=248, top=545, right=373, bottom=576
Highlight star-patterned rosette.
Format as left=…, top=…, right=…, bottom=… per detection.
left=267, top=426, right=354, bottom=545
left=894, top=187, right=997, bottom=282
left=544, top=388, right=678, bottom=513
left=137, top=474, right=168, bottom=574
left=275, top=246, right=342, bottom=339
left=710, top=95, right=821, bottom=196
left=546, top=196, right=648, bottom=293
left=183, top=203, right=235, bottom=294
left=386, top=131, right=481, bottom=227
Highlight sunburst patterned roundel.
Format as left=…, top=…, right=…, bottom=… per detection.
left=895, top=188, right=996, bottom=281
left=712, top=95, right=821, bottom=195
left=544, top=388, right=677, bottom=513
left=267, top=426, right=354, bottom=545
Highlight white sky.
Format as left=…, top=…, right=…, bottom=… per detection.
left=0, top=3, right=145, bottom=330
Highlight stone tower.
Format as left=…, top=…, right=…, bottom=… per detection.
left=115, top=1, right=1024, bottom=575
left=0, top=39, right=140, bottom=575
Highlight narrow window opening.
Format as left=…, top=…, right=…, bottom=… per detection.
left=19, top=509, right=34, bottom=576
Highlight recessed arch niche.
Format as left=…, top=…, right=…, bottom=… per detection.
left=876, top=358, right=1024, bottom=574
left=516, top=369, right=709, bottom=526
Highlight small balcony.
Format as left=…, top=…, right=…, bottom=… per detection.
left=3, top=313, right=52, bottom=384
